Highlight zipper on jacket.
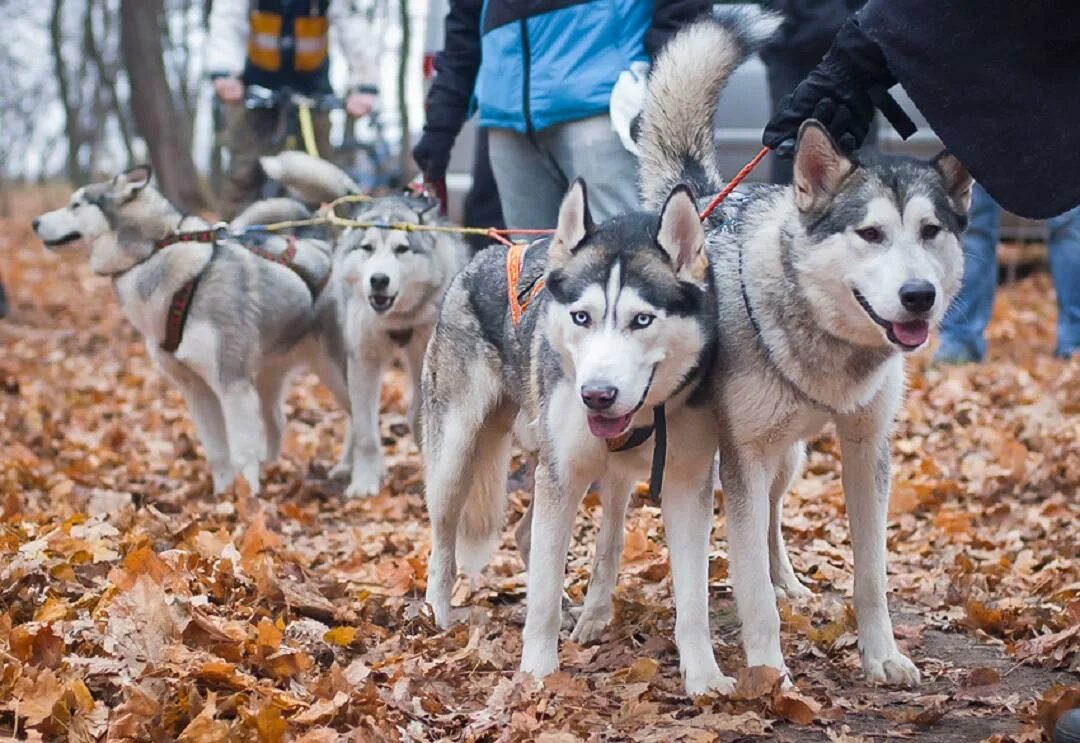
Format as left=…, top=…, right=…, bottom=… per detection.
left=519, top=18, right=535, bottom=136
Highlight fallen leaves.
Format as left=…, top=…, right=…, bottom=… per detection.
left=0, top=201, right=1077, bottom=739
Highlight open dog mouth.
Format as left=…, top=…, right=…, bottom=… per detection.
left=369, top=294, right=396, bottom=313
left=585, top=365, right=657, bottom=439
left=852, top=289, right=929, bottom=350
left=43, top=232, right=82, bottom=248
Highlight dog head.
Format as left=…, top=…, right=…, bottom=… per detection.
left=337, top=197, right=444, bottom=316
left=32, top=166, right=175, bottom=275
left=788, top=121, right=971, bottom=353
left=544, top=179, right=711, bottom=440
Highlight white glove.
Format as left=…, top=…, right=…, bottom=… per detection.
left=610, top=61, right=650, bottom=156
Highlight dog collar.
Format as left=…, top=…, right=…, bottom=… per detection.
left=603, top=404, right=668, bottom=503
left=153, top=229, right=217, bottom=251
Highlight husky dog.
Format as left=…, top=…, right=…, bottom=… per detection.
left=419, top=11, right=783, bottom=696
left=262, top=153, right=471, bottom=497
left=32, top=167, right=340, bottom=495
left=636, top=20, right=972, bottom=685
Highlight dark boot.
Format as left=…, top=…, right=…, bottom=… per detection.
left=1057, top=709, right=1080, bottom=743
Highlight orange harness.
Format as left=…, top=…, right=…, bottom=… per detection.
left=505, top=242, right=546, bottom=327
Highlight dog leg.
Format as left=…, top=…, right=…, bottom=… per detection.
left=571, top=474, right=632, bottom=645
left=514, top=498, right=533, bottom=570
left=344, top=353, right=385, bottom=498
left=837, top=419, right=920, bottom=687
left=311, top=343, right=354, bottom=481
left=402, top=331, right=427, bottom=438
left=176, top=375, right=233, bottom=493
left=520, top=462, right=588, bottom=679
left=664, top=471, right=735, bottom=696
left=721, top=453, right=788, bottom=676
left=769, top=443, right=812, bottom=600
left=219, top=381, right=267, bottom=495
left=256, top=365, right=290, bottom=463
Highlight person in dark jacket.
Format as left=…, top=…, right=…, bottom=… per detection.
left=759, top=0, right=874, bottom=184
left=413, top=0, right=709, bottom=229
left=761, top=0, right=1080, bottom=220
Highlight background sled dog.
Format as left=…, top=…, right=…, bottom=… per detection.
left=637, top=19, right=972, bottom=685
left=263, top=153, right=470, bottom=497
left=31, top=167, right=337, bottom=495
left=419, top=10, right=780, bottom=696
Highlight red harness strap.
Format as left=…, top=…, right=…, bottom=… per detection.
left=153, top=231, right=216, bottom=354
left=506, top=243, right=546, bottom=327
left=245, top=235, right=329, bottom=298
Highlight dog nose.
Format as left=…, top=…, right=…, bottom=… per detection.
left=32, top=218, right=40, bottom=232
left=370, top=273, right=390, bottom=291
left=580, top=384, right=618, bottom=411
left=899, top=280, right=936, bottom=313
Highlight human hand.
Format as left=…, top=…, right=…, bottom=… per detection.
left=213, top=76, right=244, bottom=103
left=345, top=92, right=377, bottom=117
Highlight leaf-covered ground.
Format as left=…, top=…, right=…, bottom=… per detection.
left=0, top=191, right=1077, bottom=741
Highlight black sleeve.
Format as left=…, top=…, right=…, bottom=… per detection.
left=423, top=0, right=484, bottom=136
left=645, top=0, right=714, bottom=59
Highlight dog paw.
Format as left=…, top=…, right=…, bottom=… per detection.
left=328, top=462, right=351, bottom=481
left=863, top=651, right=921, bottom=687
left=684, top=667, right=736, bottom=697
left=772, top=577, right=814, bottom=601
left=570, top=612, right=611, bottom=644
left=519, top=650, right=559, bottom=680
left=345, top=479, right=381, bottom=498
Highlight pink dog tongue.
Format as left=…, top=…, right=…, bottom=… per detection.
left=587, top=412, right=633, bottom=439
left=892, top=320, right=929, bottom=347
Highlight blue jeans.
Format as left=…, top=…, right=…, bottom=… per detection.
left=939, top=183, right=1080, bottom=359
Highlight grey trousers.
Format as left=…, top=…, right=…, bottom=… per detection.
left=488, top=114, right=640, bottom=230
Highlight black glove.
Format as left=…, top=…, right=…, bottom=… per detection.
left=763, top=17, right=896, bottom=159
left=412, top=129, right=456, bottom=182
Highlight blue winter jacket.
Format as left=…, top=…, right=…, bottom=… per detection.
left=423, top=0, right=711, bottom=137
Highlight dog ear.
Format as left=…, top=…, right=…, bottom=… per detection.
left=548, top=178, right=593, bottom=269
left=793, top=121, right=854, bottom=213
left=113, top=165, right=153, bottom=199
left=656, top=184, right=707, bottom=284
left=932, top=151, right=973, bottom=213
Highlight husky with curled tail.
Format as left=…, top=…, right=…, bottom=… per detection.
left=421, top=9, right=782, bottom=696
left=637, top=16, right=972, bottom=686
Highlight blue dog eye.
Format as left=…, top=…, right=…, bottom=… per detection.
left=571, top=310, right=590, bottom=327
left=632, top=313, right=654, bottom=329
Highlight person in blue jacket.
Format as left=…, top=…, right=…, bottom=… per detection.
left=413, top=0, right=709, bottom=229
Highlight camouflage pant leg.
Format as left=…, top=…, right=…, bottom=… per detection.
left=220, top=105, right=333, bottom=219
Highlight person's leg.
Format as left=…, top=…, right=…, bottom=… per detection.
left=311, top=110, right=333, bottom=160
left=1045, top=205, right=1080, bottom=358
left=935, top=183, right=1000, bottom=363
left=464, top=128, right=506, bottom=251
left=221, top=107, right=277, bottom=219
left=487, top=128, right=568, bottom=230
left=545, top=115, right=639, bottom=222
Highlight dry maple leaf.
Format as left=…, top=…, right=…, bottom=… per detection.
left=10, top=667, right=64, bottom=727
left=103, top=573, right=189, bottom=666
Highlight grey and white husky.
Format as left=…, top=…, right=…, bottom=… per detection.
left=636, top=20, right=971, bottom=685
left=31, top=167, right=344, bottom=495
left=420, top=11, right=785, bottom=695
left=262, top=153, right=471, bottom=497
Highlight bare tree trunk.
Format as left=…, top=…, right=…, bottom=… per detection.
left=120, top=0, right=205, bottom=210
left=86, top=0, right=134, bottom=162
left=51, top=0, right=89, bottom=184
left=397, top=0, right=413, bottom=180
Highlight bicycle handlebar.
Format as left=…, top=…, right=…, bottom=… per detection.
left=243, top=85, right=344, bottom=112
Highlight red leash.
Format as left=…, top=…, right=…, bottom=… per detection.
left=698, top=145, right=770, bottom=222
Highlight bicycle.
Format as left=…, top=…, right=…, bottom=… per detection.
left=210, top=85, right=402, bottom=201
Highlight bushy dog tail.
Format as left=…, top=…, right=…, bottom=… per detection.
left=259, top=151, right=362, bottom=204
left=637, top=8, right=781, bottom=210
left=454, top=431, right=512, bottom=575
left=230, top=197, right=312, bottom=230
